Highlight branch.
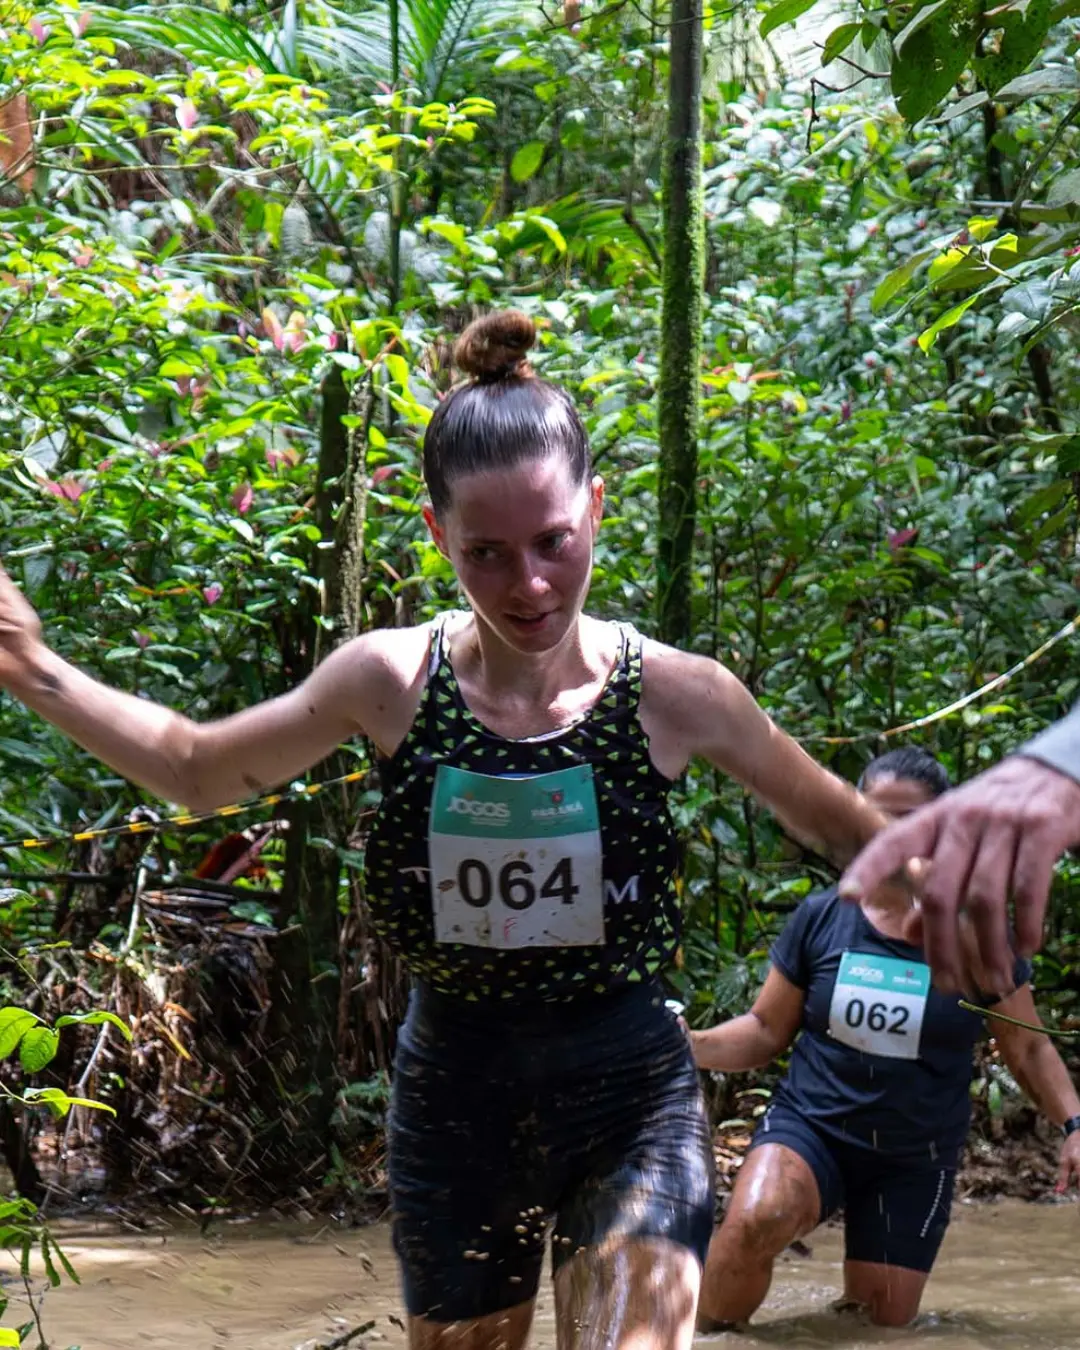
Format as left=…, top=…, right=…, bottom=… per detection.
left=622, top=204, right=662, bottom=269
left=817, top=46, right=890, bottom=80
left=322, top=1322, right=376, bottom=1350
left=1004, top=97, right=1080, bottom=227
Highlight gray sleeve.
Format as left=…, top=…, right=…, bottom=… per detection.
left=1015, top=703, right=1080, bottom=784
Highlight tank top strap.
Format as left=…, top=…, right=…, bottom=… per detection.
left=595, top=621, right=644, bottom=730
left=426, top=610, right=456, bottom=680
left=395, top=611, right=469, bottom=759
left=619, top=621, right=644, bottom=704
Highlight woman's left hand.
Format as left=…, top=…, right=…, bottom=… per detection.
left=1056, top=1133, right=1080, bottom=1193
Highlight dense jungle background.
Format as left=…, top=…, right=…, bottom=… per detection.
left=1, top=0, right=1080, bottom=1265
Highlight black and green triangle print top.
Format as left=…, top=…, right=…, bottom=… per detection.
left=364, top=615, right=681, bottom=1002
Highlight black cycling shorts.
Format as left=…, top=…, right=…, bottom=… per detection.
left=751, top=1101, right=955, bottom=1274
left=388, top=981, right=714, bottom=1322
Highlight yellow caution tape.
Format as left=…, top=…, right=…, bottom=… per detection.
left=0, top=767, right=370, bottom=853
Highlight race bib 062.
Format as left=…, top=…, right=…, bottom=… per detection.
left=428, top=764, right=604, bottom=950
left=827, top=950, right=929, bottom=1061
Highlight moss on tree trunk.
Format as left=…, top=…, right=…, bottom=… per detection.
left=656, top=0, right=704, bottom=649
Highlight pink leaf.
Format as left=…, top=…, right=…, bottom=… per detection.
left=231, top=482, right=254, bottom=515
left=323, top=331, right=339, bottom=351
left=887, top=528, right=918, bottom=554
left=29, top=18, right=48, bottom=43
left=261, top=307, right=284, bottom=350
left=66, top=11, right=91, bottom=36
left=283, top=311, right=307, bottom=353
left=133, top=630, right=150, bottom=650
left=266, top=446, right=299, bottom=471
left=203, top=582, right=223, bottom=605
left=44, top=478, right=85, bottom=501
left=371, top=465, right=398, bottom=485
left=73, top=247, right=93, bottom=267
left=176, top=99, right=198, bottom=130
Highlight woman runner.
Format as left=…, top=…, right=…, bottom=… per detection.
left=690, top=747, right=1080, bottom=1331
left=0, top=310, right=884, bottom=1350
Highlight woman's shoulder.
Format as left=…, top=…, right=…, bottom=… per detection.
left=801, top=884, right=842, bottom=915
left=319, top=620, right=444, bottom=753
left=778, top=885, right=844, bottom=947
left=336, top=619, right=439, bottom=682
left=636, top=638, right=735, bottom=717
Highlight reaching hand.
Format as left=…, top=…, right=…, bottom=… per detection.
left=0, top=562, right=45, bottom=694
left=1056, top=1132, right=1080, bottom=1194
left=839, top=757, right=1080, bottom=995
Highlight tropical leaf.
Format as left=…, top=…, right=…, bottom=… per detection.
left=295, top=0, right=524, bottom=98
left=95, top=5, right=288, bottom=74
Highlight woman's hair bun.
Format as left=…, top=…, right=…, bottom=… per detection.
left=454, top=309, right=536, bottom=382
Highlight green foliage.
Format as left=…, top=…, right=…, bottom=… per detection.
left=3, top=0, right=1080, bottom=1189
left=0, top=1003, right=129, bottom=1115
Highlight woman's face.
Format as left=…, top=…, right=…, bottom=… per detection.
left=862, top=773, right=935, bottom=823
left=424, top=455, right=604, bottom=654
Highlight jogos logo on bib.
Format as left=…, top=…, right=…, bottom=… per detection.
left=429, top=765, right=603, bottom=950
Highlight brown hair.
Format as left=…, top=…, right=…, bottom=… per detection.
left=422, top=310, right=591, bottom=515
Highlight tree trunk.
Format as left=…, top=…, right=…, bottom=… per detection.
left=388, top=0, right=403, bottom=312
left=655, top=0, right=705, bottom=648
left=246, top=362, right=371, bottom=1191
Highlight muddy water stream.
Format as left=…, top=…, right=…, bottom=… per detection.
left=9, top=1201, right=1080, bottom=1350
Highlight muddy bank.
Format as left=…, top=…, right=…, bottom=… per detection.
left=9, top=1199, right=1080, bottom=1350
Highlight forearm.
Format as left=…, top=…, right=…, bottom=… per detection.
left=690, top=1013, right=781, bottom=1072
left=1005, top=1041, right=1080, bottom=1126
left=756, top=731, right=885, bottom=868
left=9, top=645, right=353, bottom=811
left=12, top=646, right=202, bottom=803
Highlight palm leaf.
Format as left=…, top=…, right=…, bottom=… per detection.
left=296, top=0, right=523, bottom=99
left=94, top=4, right=289, bottom=73
left=100, top=0, right=524, bottom=103
left=292, top=3, right=395, bottom=78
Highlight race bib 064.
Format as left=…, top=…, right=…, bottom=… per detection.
left=428, top=764, right=604, bottom=950
left=827, top=951, right=929, bottom=1061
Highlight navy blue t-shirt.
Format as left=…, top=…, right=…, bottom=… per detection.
left=769, top=887, right=1030, bottom=1166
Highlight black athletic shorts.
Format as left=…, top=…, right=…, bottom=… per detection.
left=388, top=980, right=714, bottom=1322
left=751, top=1101, right=956, bottom=1274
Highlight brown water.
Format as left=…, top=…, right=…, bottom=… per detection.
left=9, top=1201, right=1080, bottom=1350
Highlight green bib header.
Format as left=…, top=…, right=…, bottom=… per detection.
left=430, top=765, right=600, bottom=840
left=837, top=951, right=930, bottom=998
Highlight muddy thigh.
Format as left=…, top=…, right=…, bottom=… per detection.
left=698, top=1143, right=822, bottom=1329
left=554, top=1237, right=699, bottom=1350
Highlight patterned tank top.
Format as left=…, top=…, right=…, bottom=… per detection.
left=364, top=615, right=681, bottom=1002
